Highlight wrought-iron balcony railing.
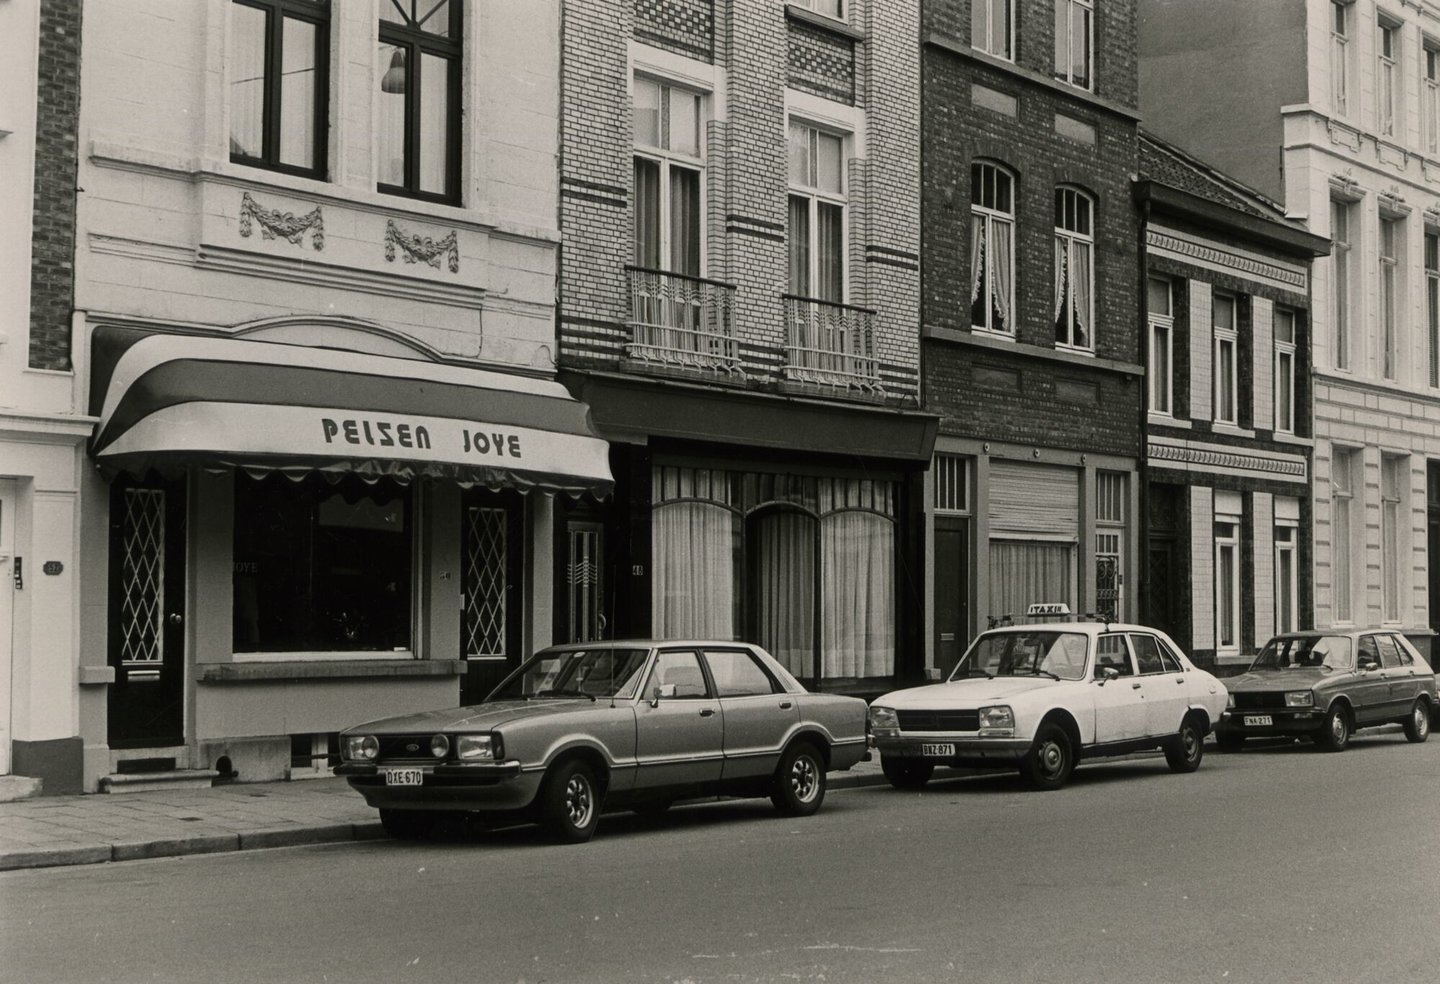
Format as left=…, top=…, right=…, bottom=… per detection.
left=625, top=266, right=741, bottom=375
left=782, top=294, right=882, bottom=393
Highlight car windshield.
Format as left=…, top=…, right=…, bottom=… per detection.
left=1251, top=636, right=1354, bottom=671
left=951, top=631, right=1090, bottom=682
left=490, top=648, right=651, bottom=701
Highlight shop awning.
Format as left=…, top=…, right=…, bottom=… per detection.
left=89, top=326, right=613, bottom=496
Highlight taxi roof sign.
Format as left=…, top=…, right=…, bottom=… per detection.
left=1026, top=603, right=1072, bottom=616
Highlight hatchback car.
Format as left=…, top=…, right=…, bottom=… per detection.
left=869, top=610, right=1228, bottom=790
left=337, top=640, right=869, bottom=843
left=1213, top=630, right=1436, bottom=751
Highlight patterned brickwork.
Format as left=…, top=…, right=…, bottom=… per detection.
left=634, top=0, right=713, bottom=63
left=29, top=0, right=82, bottom=371
left=786, top=19, right=854, bottom=105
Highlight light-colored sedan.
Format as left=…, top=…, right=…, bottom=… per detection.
left=338, top=640, right=868, bottom=842
left=870, top=615, right=1229, bottom=790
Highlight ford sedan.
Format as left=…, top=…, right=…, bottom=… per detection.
left=337, top=641, right=868, bottom=843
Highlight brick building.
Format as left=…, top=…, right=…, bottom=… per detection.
left=1136, top=132, right=1329, bottom=670
left=556, top=0, right=936, bottom=693
left=920, top=0, right=1144, bottom=674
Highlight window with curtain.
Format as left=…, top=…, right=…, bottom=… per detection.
left=1214, top=520, right=1239, bottom=650
left=633, top=77, right=704, bottom=277
left=753, top=509, right=817, bottom=679
left=821, top=511, right=895, bottom=678
left=1331, top=199, right=1352, bottom=370
left=377, top=0, right=461, bottom=203
left=990, top=540, right=1075, bottom=620
left=1332, top=448, right=1354, bottom=622
left=793, top=0, right=843, bottom=18
left=229, top=0, right=328, bottom=176
left=971, top=162, right=1015, bottom=334
left=1275, top=523, right=1298, bottom=634
left=1380, top=215, right=1401, bottom=380
left=787, top=121, right=846, bottom=302
left=1382, top=455, right=1406, bottom=622
left=652, top=500, right=740, bottom=640
left=1274, top=307, right=1296, bottom=434
left=1331, top=1, right=1350, bottom=115
left=1379, top=21, right=1398, bottom=136
left=1053, top=0, right=1092, bottom=89
left=972, top=0, right=1013, bottom=60
left=1054, top=187, right=1094, bottom=350
left=1212, top=292, right=1237, bottom=424
left=1148, top=277, right=1173, bottom=414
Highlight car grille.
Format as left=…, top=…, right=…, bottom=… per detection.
left=378, top=734, right=439, bottom=762
left=1233, top=692, right=1288, bottom=710
left=897, top=709, right=980, bottom=732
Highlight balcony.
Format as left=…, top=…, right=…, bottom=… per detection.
left=782, top=295, right=882, bottom=393
left=625, top=266, right=741, bottom=376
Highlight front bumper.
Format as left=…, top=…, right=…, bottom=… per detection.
left=1215, top=708, right=1325, bottom=737
left=337, top=760, right=542, bottom=812
left=872, top=735, right=1032, bottom=765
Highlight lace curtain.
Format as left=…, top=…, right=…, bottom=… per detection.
left=821, top=511, right=895, bottom=677
left=651, top=501, right=737, bottom=640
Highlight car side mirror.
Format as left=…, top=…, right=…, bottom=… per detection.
left=1096, top=666, right=1119, bottom=686
left=649, top=683, right=676, bottom=707
left=1361, top=660, right=1379, bottom=672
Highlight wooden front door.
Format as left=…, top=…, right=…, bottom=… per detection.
left=934, top=520, right=970, bottom=679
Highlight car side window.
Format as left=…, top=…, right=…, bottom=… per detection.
left=703, top=649, right=780, bottom=697
left=1375, top=635, right=1405, bottom=668
left=1358, top=636, right=1383, bottom=669
left=646, top=650, right=712, bottom=699
left=1155, top=638, right=1184, bottom=673
left=1130, top=634, right=1168, bottom=674
left=1095, top=634, right=1134, bottom=677
left=1393, top=634, right=1422, bottom=667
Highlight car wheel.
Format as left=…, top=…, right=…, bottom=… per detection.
left=1216, top=732, right=1245, bottom=753
left=631, top=799, right=672, bottom=818
left=1021, top=723, right=1074, bottom=791
left=540, top=759, right=602, bottom=843
left=1317, top=703, right=1351, bottom=752
left=1164, top=717, right=1205, bottom=773
left=378, top=808, right=431, bottom=840
left=1403, top=698, right=1431, bottom=744
left=881, top=756, right=935, bottom=790
left=771, top=741, right=826, bottom=817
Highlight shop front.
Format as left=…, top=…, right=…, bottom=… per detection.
left=84, top=323, right=612, bottom=786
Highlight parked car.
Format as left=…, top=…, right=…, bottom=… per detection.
left=1213, top=630, right=1436, bottom=752
left=337, top=640, right=869, bottom=843
left=869, top=608, right=1229, bottom=790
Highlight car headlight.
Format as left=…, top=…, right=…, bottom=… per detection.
left=1285, top=691, right=1314, bottom=707
left=430, top=734, right=450, bottom=759
left=1227, top=692, right=1235, bottom=708
left=343, top=735, right=379, bottom=761
left=978, top=705, right=1014, bottom=735
left=869, top=705, right=899, bottom=735
left=456, top=734, right=503, bottom=761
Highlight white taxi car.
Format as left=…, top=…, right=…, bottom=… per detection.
left=869, top=606, right=1229, bottom=790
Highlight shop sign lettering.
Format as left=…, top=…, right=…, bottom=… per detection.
left=322, top=417, right=431, bottom=450
left=462, top=430, right=523, bottom=458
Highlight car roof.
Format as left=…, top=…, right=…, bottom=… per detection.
left=541, top=639, right=757, bottom=649
left=982, top=622, right=1167, bottom=635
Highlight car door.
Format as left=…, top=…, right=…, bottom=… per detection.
left=1132, top=633, right=1187, bottom=738
left=1377, top=634, right=1421, bottom=715
left=1351, top=635, right=1391, bottom=726
left=701, top=647, right=799, bottom=782
left=1092, top=633, right=1148, bottom=744
left=633, top=649, right=724, bottom=792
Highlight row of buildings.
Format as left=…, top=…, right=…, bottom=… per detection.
left=0, top=0, right=1431, bottom=795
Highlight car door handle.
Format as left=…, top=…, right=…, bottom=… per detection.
left=699, top=708, right=715, bottom=717
left=1131, top=682, right=1142, bottom=690
left=779, top=701, right=793, bottom=709
left=1176, top=678, right=1185, bottom=685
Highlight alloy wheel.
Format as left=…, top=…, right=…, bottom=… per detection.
left=565, top=774, right=594, bottom=829
left=790, top=753, right=819, bottom=803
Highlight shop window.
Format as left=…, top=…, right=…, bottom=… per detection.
left=378, top=0, right=462, bottom=203
left=990, top=540, right=1076, bottom=622
left=233, top=474, right=412, bottom=654
left=229, top=0, right=328, bottom=177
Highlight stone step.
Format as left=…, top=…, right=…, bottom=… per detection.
left=0, top=775, right=43, bottom=803
left=99, top=770, right=217, bottom=794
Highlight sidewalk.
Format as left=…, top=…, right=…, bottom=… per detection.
left=0, top=758, right=892, bottom=872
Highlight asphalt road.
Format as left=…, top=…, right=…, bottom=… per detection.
left=4, top=730, right=1439, bottom=984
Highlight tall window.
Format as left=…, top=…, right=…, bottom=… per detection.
left=1380, top=215, right=1400, bottom=380
left=378, top=0, right=461, bottom=203
left=1425, top=43, right=1440, bottom=154
left=1332, top=448, right=1355, bottom=622
left=1379, top=21, right=1398, bottom=136
left=1332, top=199, right=1352, bottom=370
left=972, top=0, right=1013, bottom=60
left=1054, top=187, right=1094, bottom=350
left=1215, top=518, right=1240, bottom=651
left=1275, top=520, right=1298, bottom=634
left=793, top=0, right=843, bottom=17
left=1428, top=229, right=1440, bottom=387
left=1213, top=292, right=1238, bottom=425
left=634, top=79, right=703, bottom=277
left=1383, top=455, right=1406, bottom=622
left=1096, top=472, right=1126, bottom=622
left=788, top=122, right=846, bottom=302
left=1054, top=0, right=1092, bottom=88
left=1274, top=307, right=1296, bottom=434
left=229, top=0, right=328, bottom=176
left=1331, top=0, right=1350, bottom=115
left=1148, top=278, right=1173, bottom=415
left=971, top=162, right=1015, bottom=334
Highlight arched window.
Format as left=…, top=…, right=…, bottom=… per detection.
left=971, top=162, right=1015, bottom=334
left=1054, top=186, right=1094, bottom=350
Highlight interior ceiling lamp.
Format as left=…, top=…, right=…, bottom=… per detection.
left=381, top=48, right=406, bottom=94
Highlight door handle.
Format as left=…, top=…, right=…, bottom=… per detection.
left=699, top=708, right=715, bottom=717
left=779, top=701, right=793, bottom=709
left=1131, top=682, right=1142, bottom=689
left=1176, top=678, right=1185, bottom=685
left=168, top=613, right=183, bottom=625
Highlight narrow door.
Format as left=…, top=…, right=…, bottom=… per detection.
left=1146, top=538, right=1179, bottom=647
left=934, top=521, right=970, bottom=679
left=0, top=480, right=15, bottom=774
left=459, top=494, right=523, bottom=705
left=107, top=475, right=187, bottom=747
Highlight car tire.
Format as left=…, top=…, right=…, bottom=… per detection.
left=881, top=756, right=935, bottom=790
left=1021, top=723, right=1074, bottom=791
left=539, top=759, right=603, bottom=844
left=1317, top=703, right=1351, bottom=752
left=1403, top=698, right=1431, bottom=744
left=378, top=808, right=431, bottom=840
left=1216, top=732, right=1246, bottom=753
left=1163, top=716, right=1205, bottom=773
left=771, top=741, right=826, bottom=817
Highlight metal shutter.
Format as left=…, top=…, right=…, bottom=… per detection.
left=987, top=461, right=1079, bottom=540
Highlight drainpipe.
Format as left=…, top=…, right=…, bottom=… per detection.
left=1137, top=194, right=1152, bottom=623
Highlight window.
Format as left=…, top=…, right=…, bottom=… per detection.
left=1095, top=634, right=1134, bottom=677
left=793, top=0, right=843, bottom=18
left=1428, top=229, right=1440, bottom=387
left=378, top=0, right=461, bottom=202
left=1383, top=455, right=1406, bottom=622
left=1380, top=215, right=1401, bottom=380
left=229, top=0, right=328, bottom=176
left=787, top=121, right=846, bottom=302
left=1131, top=634, right=1168, bottom=674
left=1096, top=471, right=1126, bottom=622
left=1379, top=21, right=1398, bottom=136
left=1215, top=519, right=1239, bottom=651
left=1274, top=307, right=1296, bottom=434
left=935, top=454, right=970, bottom=513
left=646, top=650, right=712, bottom=699
left=1425, top=43, right=1440, bottom=154
left=1332, top=199, right=1352, bottom=369
left=233, top=474, right=411, bottom=653
left=1275, top=522, right=1298, bottom=634
left=971, top=162, right=1015, bottom=334
left=1332, top=448, right=1355, bottom=622
left=1054, top=187, right=1094, bottom=350
left=1213, top=292, right=1238, bottom=425
left=702, top=649, right=781, bottom=697
left=1054, top=0, right=1092, bottom=88
left=1148, top=277, right=1173, bottom=414
left=634, top=78, right=704, bottom=277
left=972, top=0, right=1013, bottom=60
left=1331, top=0, right=1350, bottom=115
